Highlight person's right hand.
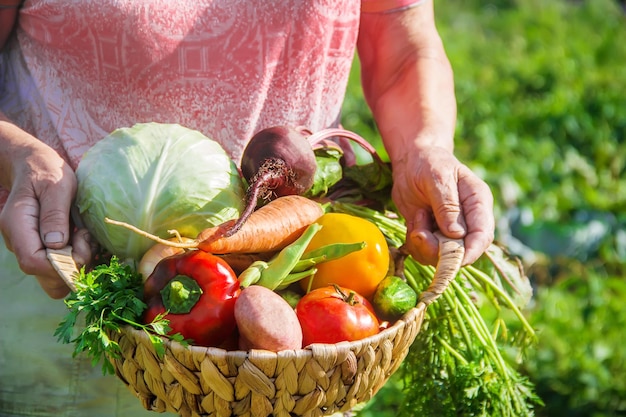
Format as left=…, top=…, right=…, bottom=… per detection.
left=0, top=132, right=94, bottom=299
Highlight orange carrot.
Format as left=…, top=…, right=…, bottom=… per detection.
left=104, top=195, right=324, bottom=254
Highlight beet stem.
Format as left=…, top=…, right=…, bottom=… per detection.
left=307, top=128, right=384, bottom=164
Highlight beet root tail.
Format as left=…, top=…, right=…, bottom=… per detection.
left=223, top=158, right=297, bottom=237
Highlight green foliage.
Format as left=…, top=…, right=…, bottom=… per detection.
left=522, top=269, right=626, bottom=416
left=341, top=0, right=626, bottom=415
left=440, top=0, right=626, bottom=223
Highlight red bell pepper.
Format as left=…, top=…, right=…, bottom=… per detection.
left=142, top=250, right=240, bottom=347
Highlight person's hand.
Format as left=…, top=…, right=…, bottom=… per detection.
left=0, top=139, right=94, bottom=299
left=390, top=145, right=494, bottom=266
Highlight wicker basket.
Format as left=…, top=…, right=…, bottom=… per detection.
left=47, top=234, right=464, bottom=417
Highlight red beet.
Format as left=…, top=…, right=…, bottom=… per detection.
left=225, top=126, right=317, bottom=236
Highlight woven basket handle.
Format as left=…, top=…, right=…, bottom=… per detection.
left=46, top=246, right=79, bottom=292
left=418, top=231, right=465, bottom=306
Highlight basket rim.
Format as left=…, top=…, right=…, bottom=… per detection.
left=115, top=301, right=428, bottom=358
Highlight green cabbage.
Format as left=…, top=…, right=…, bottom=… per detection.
left=75, top=122, right=245, bottom=261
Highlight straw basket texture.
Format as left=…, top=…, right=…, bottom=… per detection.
left=47, top=233, right=464, bottom=417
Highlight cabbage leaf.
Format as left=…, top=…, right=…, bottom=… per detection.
left=75, top=123, right=245, bottom=261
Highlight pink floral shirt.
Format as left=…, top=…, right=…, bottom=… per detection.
left=0, top=0, right=362, bottom=208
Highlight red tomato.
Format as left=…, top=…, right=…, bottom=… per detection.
left=295, top=285, right=380, bottom=346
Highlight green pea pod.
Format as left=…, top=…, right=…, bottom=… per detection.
left=253, top=223, right=322, bottom=290
left=238, top=260, right=269, bottom=288
left=274, top=267, right=317, bottom=291
left=291, top=241, right=366, bottom=273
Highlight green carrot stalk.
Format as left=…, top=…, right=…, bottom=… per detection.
left=435, top=334, right=469, bottom=365
left=463, top=266, right=537, bottom=341
left=329, top=201, right=541, bottom=416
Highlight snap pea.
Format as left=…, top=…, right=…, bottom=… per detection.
left=238, top=224, right=367, bottom=291
left=239, top=223, right=321, bottom=290
left=292, top=241, right=366, bottom=273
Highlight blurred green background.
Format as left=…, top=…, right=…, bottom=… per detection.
left=341, top=0, right=626, bottom=416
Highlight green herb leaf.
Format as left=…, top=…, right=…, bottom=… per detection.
left=54, top=256, right=186, bottom=375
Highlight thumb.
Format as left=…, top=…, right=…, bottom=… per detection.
left=432, top=186, right=466, bottom=240
left=38, top=189, right=72, bottom=249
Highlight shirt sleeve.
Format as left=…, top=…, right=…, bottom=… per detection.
left=361, top=0, right=427, bottom=14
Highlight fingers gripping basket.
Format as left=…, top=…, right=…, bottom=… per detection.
left=47, top=234, right=464, bottom=417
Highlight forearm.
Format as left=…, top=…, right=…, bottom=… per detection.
left=0, top=114, right=24, bottom=190
left=0, top=113, right=58, bottom=192
left=357, top=3, right=456, bottom=163
left=0, top=1, right=24, bottom=186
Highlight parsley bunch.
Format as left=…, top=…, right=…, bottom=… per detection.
left=54, top=256, right=185, bottom=375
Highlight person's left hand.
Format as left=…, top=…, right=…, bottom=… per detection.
left=390, top=145, right=494, bottom=266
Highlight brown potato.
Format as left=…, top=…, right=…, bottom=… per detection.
left=234, top=285, right=303, bottom=351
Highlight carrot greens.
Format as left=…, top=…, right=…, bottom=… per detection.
left=331, top=202, right=542, bottom=416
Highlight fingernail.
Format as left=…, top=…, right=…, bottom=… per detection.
left=44, top=231, right=65, bottom=244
